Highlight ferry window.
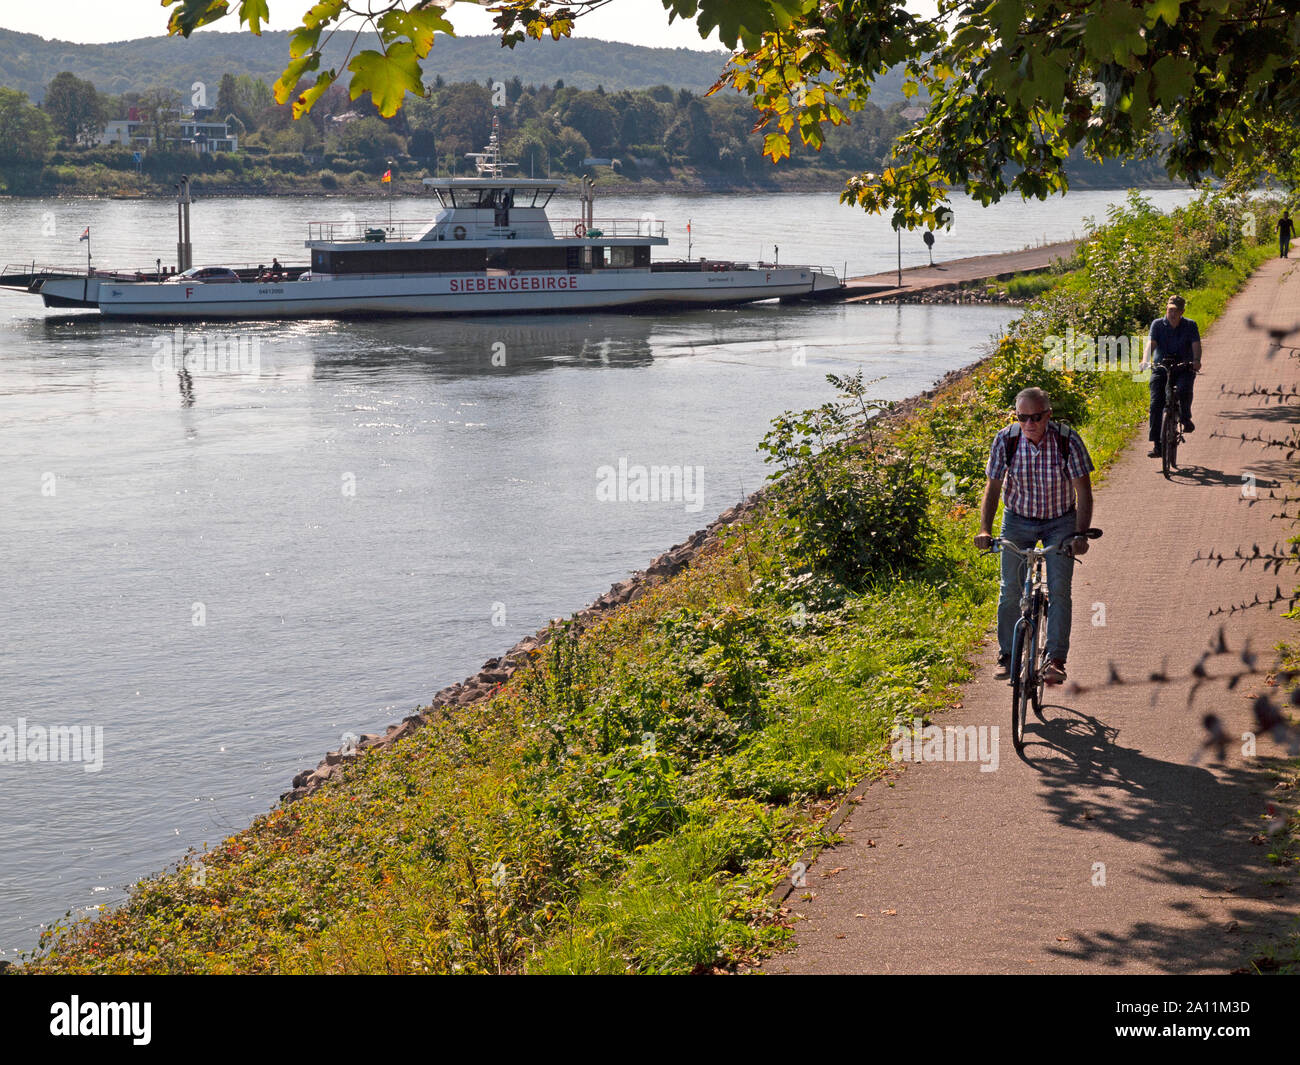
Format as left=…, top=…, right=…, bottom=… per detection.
left=607, top=246, right=634, bottom=269
left=534, top=189, right=554, bottom=208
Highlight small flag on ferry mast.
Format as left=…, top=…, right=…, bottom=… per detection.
left=381, top=169, right=391, bottom=183
left=79, top=227, right=90, bottom=241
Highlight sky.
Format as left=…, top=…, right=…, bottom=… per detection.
left=0, top=0, right=727, bottom=48
left=0, top=1, right=943, bottom=48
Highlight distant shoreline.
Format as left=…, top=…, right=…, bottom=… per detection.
left=2, top=171, right=1188, bottom=201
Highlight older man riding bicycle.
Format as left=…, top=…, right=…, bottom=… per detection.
left=973, top=387, right=1096, bottom=686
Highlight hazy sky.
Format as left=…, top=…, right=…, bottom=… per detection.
left=0, top=0, right=942, bottom=47
left=0, top=0, right=725, bottom=47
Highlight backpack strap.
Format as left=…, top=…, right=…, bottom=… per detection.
left=1051, top=421, right=1074, bottom=471
left=1005, top=420, right=1074, bottom=473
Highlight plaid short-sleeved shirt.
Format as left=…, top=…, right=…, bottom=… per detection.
left=986, top=421, right=1094, bottom=519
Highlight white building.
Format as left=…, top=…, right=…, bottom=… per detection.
left=99, top=108, right=238, bottom=154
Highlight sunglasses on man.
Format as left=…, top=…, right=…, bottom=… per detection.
left=1014, top=410, right=1048, bottom=424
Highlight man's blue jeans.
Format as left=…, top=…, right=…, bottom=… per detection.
left=1149, top=363, right=1195, bottom=442
left=997, top=509, right=1077, bottom=663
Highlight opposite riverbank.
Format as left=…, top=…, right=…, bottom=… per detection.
left=17, top=190, right=1294, bottom=975
left=1, top=165, right=1188, bottom=201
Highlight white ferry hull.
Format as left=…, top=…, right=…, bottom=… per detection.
left=35, top=267, right=827, bottom=319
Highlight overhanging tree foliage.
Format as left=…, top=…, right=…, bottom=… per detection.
left=159, top=1, right=1300, bottom=224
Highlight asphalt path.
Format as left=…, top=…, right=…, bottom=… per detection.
left=763, top=257, right=1300, bottom=974
left=843, top=240, right=1079, bottom=301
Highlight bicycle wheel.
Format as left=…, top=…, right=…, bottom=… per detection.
left=1161, top=406, right=1178, bottom=478
left=1009, top=618, right=1031, bottom=752
left=1031, top=595, right=1049, bottom=718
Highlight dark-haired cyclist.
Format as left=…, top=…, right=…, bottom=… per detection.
left=1145, top=296, right=1202, bottom=458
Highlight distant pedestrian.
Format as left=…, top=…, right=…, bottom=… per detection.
left=1279, top=211, right=1294, bottom=258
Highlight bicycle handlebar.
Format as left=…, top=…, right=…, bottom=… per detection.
left=982, top=527, right=1103, bottom=558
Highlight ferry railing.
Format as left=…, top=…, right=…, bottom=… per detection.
left=307, top=219, right=431, bottom=242
left=552, top=217, right=666, bottom=238
left=306, top=217, right=668, bottom=242
left=2, top=263, right=311, bottom=285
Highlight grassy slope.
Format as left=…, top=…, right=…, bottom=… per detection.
left=20, top=204, right=1284, bottom=975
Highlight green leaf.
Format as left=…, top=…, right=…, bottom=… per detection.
left=1082, top=14, right=1109, bottom=60
left=273, top=50, right=322, bottom=105
left=996, top=0, right=1025, bottom=42
left=1151, top=54, right=1194, bottom=107
left=347, top=44, right=425, bottom=118
left=763, top=131, right=791, bottom=162
left=164, top=0, right=230, bottom=37
left=663, top=0, right=788, bottom=50
left=378, top=6, right=455, bottom=59
left=239, top=0, right=269, bottom=35
left=289, top=24, right=321, bottom=61
left=302, top=0, right=345, bottom=29
left=1032, top=55, right=1067, bottom=106
left=1144, top=0, right=1181, bottom=27
left=292, top=69, right=337, bottom=120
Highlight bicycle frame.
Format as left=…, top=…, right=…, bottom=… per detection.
left=987, top=536, right=1078, bottom=752
left=1155, top=359, right=1195, bottom=478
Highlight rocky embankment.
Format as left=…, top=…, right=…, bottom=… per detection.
left=280, top=356, right=989, bottom=804
left=280, top=497, right=764, bottom=802
left=888, top=284, right=1032, bottom=305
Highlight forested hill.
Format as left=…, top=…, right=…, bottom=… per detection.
left=0, top=27, right=913, bottom=103
left=0, top=28, right=736, bottom=99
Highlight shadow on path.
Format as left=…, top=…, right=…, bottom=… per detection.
left=1015, top=701, right=1293, bottom=972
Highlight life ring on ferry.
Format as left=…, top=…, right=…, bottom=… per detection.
left=574, top=222, right=587, bottom=238
left=452, top=225, right=467, bottom=240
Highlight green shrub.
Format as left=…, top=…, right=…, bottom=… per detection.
left=1005, top=273, right=1054, bottom=299
left=981, top=335, right=1094, bottom=427
left=760, top=371, right=934, bottom=585
left=909, top=386, right=1003, bottom=504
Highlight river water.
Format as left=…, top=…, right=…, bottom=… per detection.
left=0, top=186, right=1195, bottom=959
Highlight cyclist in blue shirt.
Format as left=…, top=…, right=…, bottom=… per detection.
left=1144, top=295, right=1202, bottom=458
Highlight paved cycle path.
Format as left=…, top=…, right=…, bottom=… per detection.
left=841, top=240, right=1079, bottom=301
left=763, top=258, right=1300, bottom=974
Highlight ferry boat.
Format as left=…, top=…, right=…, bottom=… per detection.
left=0, top=126, right=842, bottom=320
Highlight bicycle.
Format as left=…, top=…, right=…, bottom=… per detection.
left=1152, top=358, right=1197, bottom=479
left=985, top=528, right=1103, bottom=752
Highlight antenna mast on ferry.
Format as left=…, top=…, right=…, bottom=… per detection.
left=464, top=116, right=517, bottom=178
